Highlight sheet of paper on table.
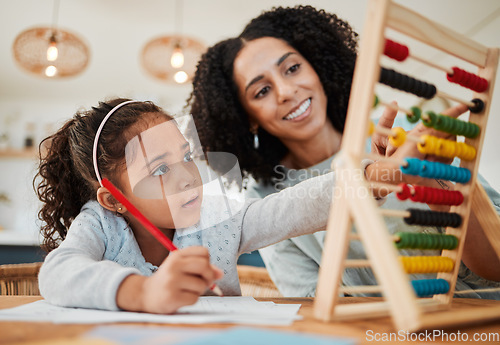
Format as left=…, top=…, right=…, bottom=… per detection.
left=0, top=296, right=301, bottom=326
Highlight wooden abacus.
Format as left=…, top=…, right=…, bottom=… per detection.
left=313, top=0, right=500, bottom=331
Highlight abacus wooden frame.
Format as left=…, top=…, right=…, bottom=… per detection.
left=313, top=0, right=500, bottom=331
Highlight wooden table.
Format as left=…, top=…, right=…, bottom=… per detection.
left=1, top=296, right=500, bottom=344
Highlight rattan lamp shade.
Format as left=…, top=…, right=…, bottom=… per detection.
left=141, top=35, right=206, bottom=84
left=12, top=27, right=90, bottom=78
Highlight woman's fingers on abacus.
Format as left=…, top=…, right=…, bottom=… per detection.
left=377, top=101, right=398, bottom=129
left=371, top=102, right=399, bottom=155
left=441, top=103, right=468, bottom=118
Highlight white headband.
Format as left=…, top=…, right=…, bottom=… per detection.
left=92, top=100, right=140, bottom=186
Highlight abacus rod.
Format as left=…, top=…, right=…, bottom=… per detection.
left=369, top=181, right=400, bottom=193
left=454, top=287, right=500, bottom=295
left=436, top=90, right=475, bottom=108
left=380, top=208, right=411, bottom=218
left=374, top=125, right=424, bottom=144
left=350, top=233, right=361, bottom=241
left=344, top=259, right=372, bottom=268
left=366, top=152, right=407, bottom=167
left=410, top=54, right=454, bottom=75
left=352, top=232, right=401, bottom=244
left=339, top=285, right=383, bottom=294
left=378, top=99, right=414, bottom=116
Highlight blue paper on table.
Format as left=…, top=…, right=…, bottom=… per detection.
left=177, top=327, right=357, bottom=345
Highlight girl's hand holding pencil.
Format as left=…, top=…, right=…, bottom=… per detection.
left=117, top=246, right=223, bottom=314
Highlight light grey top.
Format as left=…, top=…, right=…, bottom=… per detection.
left=38, top=172, right=334, bottom=311
left=248, top=156, right=500, bottom=299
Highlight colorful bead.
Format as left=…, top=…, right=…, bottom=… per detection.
left=379, top=68, right=437, bottom=99
left=368, top=121, right=375, bottom=136
left=412, top=279, right=449, bottom=297
left=401, top=158, right=471, bottom=183
left=396, top=183, right=412, bottom=201
left=389, top=127, right=407, bottom=147
left=404, top=208, right=462, bottom=228
left=422, top=111, right=437, bottom=127
left=400, top=256, right=454, bottom=274
left=407, top=106, right=421, bottom=123
left=447, top=67, right=488, bottom=93
left=394, top=232, right=458, bottom=250
left=384, top=39, right=409, bottom=62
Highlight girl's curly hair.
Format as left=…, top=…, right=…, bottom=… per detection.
left=33, top=99, right=167, bottom=252
left=188, top=5, right=358, bottom=185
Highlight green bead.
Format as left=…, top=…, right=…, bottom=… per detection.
left=373, top=95, right=379, bottom=108
left=407, top=106, right=421, bottom=123
left=394, top=232, right=458, bottom=250
left=434, top=114, right=448, bottom=131
left=422, top=111, right=437, bottom=127
left=466, top=123, right=480, bottom=138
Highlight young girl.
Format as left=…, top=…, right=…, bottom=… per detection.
left=35, top=98, right=337, bottom=313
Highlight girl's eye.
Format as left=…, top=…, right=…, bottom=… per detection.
left=255, top=86, right=270, bottom=99
left=152, top=163, right=170, bottom=176
left=184, top=151, right=194, bottom=162
left=287, top=63, right=301, bottom=74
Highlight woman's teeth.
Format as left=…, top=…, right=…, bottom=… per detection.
left=284, top=98, right=311, bottom=120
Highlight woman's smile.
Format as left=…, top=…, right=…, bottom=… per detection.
left=283, top=98, right=312, bottom=121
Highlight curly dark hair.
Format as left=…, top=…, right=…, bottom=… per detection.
left=33, top=98, right=169, bottom=252
left=188, top=5, right=358, bottom=185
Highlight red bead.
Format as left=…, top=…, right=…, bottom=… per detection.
left=396, top=183, right=411, bottom=200
left=410, top=186, right=424, bottom=202
left=384, top=39, right=409, bottom=62
left=447, top=67, right=488, bottom=93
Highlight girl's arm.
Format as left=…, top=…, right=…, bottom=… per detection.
left=38, top=217, right=140, bottom=311
left=39, top=205, right=222, bottom=312
left=239, top=172, right=335, bottom=254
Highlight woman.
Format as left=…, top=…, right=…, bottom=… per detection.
left=188, top=6, right=500, bottom=298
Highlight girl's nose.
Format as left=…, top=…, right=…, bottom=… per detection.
left=175, top=163, right=198, bottom=191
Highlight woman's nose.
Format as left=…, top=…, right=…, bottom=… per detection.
left=276, top=79, right=297, bottom=103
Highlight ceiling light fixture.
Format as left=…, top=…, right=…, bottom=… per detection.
left=12, top=0, right=90, bottom=78
left=141, top=0, right=206, bottom=84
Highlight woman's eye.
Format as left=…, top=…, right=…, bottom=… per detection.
left=152, top=163, right=170, bottom=176
left=287, top=63, right=301, bottom=74
left=255, top=86, right=270, bottom=99
left=184, top=151, right=194, bottom=162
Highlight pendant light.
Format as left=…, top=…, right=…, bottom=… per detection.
left=12, top=0, right=90, bottom=78
left=141, top=0, right=206, bottom=84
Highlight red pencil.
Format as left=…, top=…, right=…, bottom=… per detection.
left=102, top=178, right=223, bottom=296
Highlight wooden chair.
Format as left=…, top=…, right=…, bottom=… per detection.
left=237, top=265, right=282, bottom=298
left=0, top=262, right=42, bottom=296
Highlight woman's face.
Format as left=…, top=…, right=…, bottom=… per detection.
left=233, top=37, right=328, bottom=142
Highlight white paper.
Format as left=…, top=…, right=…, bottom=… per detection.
left=0, top=297, right=302, bottom=326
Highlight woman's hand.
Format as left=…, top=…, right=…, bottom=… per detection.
left=117, top=246, right=223, bottom=314
left=367, top=102, right=469, bottom=188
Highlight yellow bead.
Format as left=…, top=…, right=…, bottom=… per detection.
left=436, top=138, right=455, bottom=158
left=368, top=121, right=375, bottom=136
left=389, top=127, right=407, bottom=147
left=418, top=135, right=436, bottom=155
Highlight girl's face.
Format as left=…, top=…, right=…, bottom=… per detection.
left=233, top=37, right=328, bottom=142
left=121, top=118, right=203, bottom=230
